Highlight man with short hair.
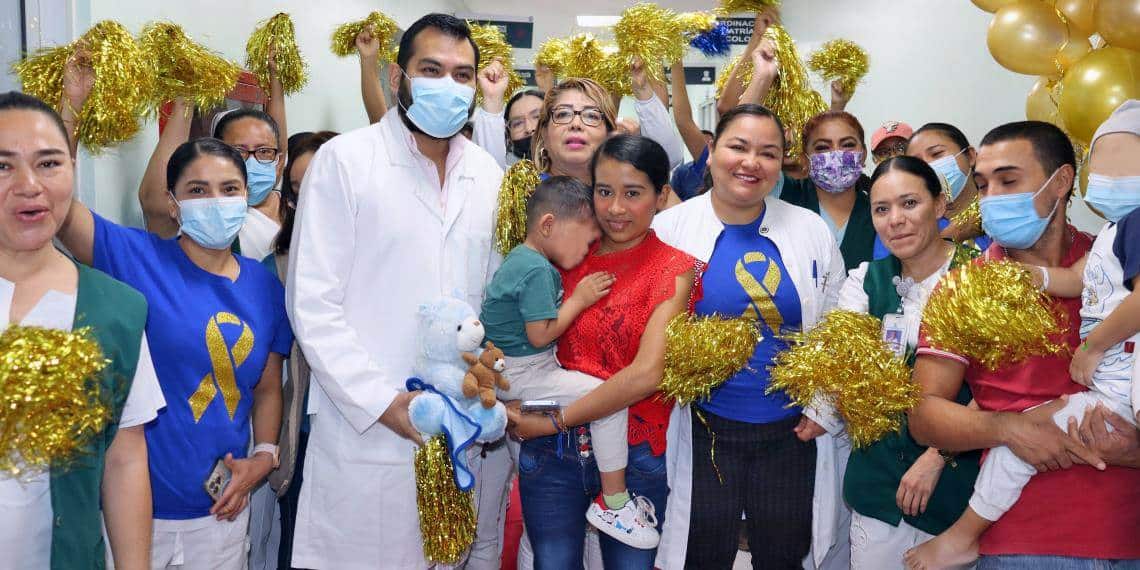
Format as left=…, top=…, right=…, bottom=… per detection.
left=908, top=120, right=1140, bottom=568
left=286, top=14, right=504, bottom=568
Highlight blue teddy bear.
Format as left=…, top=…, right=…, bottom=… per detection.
left=407, top=296, right=507, bottom=491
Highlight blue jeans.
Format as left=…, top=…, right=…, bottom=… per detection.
left=518, top=433, right=667, bottom=570
left=978, top=555, right=1140, bottom=569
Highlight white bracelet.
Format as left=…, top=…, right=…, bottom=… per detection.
left=1037, top=266, right=1050, bottom=292
left=252, top=443, right=280, bottom=468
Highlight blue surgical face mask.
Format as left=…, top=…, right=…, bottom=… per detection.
left=177, top=196, right=247, bottom=250
left=980, top=169, right=1061, bottom=250
left=1084, top=174, right=1140, bottom=223
left=400, top=73, right=475, bottom=139
left=245, top=156, right=278, bottom=206
left=928, top=148, right=968, bottom=201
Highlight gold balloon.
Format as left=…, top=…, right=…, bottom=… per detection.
left=1058, top=46, right=1140, bottom=144
left=1055, top=0, right=1097, bottom=38
left=972, top=0, right=1021, bottom=13
left=1057, top=36, right=1093, bottom=70
left=988, top=2, right=1073, bottom=76
left=1026, top=76, right=1063, bottom=126
left=1095, top=0, right=1140, bottom=52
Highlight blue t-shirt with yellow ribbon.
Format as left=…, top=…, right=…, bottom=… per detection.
left=92, top=213, right=293, bottom=519
left=694, top=210, right=803, bottom=423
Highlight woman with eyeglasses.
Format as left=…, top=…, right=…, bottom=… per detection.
left=134, top=55, right=289, bottom=262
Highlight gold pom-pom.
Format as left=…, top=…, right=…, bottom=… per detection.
left=922, top=260, right=1067, bottom=371
left=533, top=37, right=569, bottom=77
left=564, top=34, right=606, bottom=80
left=714, top=0, right=781, bottom=16
left=761, top=25, right=828, bottom=159
left=14, top=20, right=153, bottom=153
left=415, top=435, right=476, bottom=564
left=494, top=159, right=542, bottom=255
left=676, top=11, right=719, bottom=35
left=245, top=13, right=308, bottom=95
left=769, top=310, right=919, bottom=448
left=714, top=26, right=825, bottom=158
left=140, top=22, right=241, bottom=112
left=468, top=22, right=525, bottom=103
left=949, top=196, right=982, bottom=235
left=660, top=314, right=762, bottom=406
left=613, top=3, right=685, bottom=84
left=330, top=11, right=399, bottom=61
left=594, top=45, right=633, bottom=98
left=0, top=326, right=112, bottom=476
left=807, top=39, right=869, bottom=93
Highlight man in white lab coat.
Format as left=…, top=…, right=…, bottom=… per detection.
left=285, top=14, right=504, bottom=569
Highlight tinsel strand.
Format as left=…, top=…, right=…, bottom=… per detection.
left=245, top=13, right=308, bottom=95
left=330, top=11, right=399, bottom=62
left=415, top=435, right=477, bottom=564
left=468, top=22, right=525, bottom=104
left=494, top=159, right=542, bottom=255
left=807, top=39, right=869, bottom=93
left=140, top=22, right=241, bottom=112
left=659, top=314, right=762, bottom=406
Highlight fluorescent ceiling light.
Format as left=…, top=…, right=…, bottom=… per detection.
left=576, top=15, right=620, bottom=27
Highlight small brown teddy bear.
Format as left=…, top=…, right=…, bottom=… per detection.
left=462, top=341, right=510, bottom=408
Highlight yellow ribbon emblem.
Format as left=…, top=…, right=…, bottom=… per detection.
left=734, top=252, right=783, bottom=331
left=189, top=312, right=255, bottom=422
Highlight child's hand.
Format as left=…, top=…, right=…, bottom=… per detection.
left=571, top=272, right=615, bottom=307
left=1070, top=343, right=1101, bottom=386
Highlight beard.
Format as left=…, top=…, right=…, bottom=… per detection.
left=395, top=76, right=477, bottom=141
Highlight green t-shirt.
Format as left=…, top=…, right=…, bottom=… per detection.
left=480, top=245, right=563, bottom=357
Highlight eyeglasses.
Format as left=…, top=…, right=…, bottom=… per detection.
left=233, top=146, right=280, bottom=164
left=550, top=106, right=606, bottom=128
left=507, top=111, right=541, bottom=132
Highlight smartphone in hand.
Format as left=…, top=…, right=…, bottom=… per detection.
left=520, top=400, right=561, bottom=414
left=203, top=457, right=232, bottom=501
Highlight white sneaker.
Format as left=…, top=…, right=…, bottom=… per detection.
left=585, top=493, right=660, bottom=550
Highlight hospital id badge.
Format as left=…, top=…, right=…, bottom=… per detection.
left=882, top=313, right=907, bottom=358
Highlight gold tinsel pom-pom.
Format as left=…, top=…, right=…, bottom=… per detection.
left=14, top=20, right=153, bottom=153
left=415, top=435, right=476, bottom=564
left=714, top=26, right=825, bottom=159
left=807, top=39, right=869, bottom=93
left=769, top=310, right=919, bottom=448
left=564, top=34, right=606, bottom=80
left=533, top=37, right=569, bottom=77
left=660, top=314, right=762, bottom=406
left=0, top=326, right=112, bottom=476
left=676, top=11, right=719, bottom=35
left=330, top=11, right=399, bottom=61
left=714, top=0, right=781, bottom=16
left=594, top=46, right=633, bottom=98
left=613, top=3, right=685, bottom=84
left=245, top=13, right=308, bottom=95
left=494, top=159, right=541, bottom=255
left=922, top=260, right=1066, bottom=371
left=949, top=196, right=982, bottom=235
left=469, top=22, right=525, bottom=103
left=140, top=22, right=241, bottom=112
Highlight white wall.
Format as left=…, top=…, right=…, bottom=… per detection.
left=74, top=0, right=470, bottom=225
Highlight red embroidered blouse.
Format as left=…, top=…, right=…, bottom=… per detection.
left=557, top=231, right=698, bottom=456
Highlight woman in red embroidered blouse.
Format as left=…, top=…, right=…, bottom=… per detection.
left=508, top=135, right=696, bottom=568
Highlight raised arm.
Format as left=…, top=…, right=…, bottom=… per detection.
left=137, top=98, right=189, bottom=238
left=738, top=38, right=777, bottom=107
left=472, top=58, right=510, bottom=169
left=829, top=80, right=852, bottom=112
left=670, top=60, right=708, bottom=160
left=717, top=7, right=777, bottom=116
left=631, top=57, right=684, bottom=169
left=357, top=26, right=388, bottom=124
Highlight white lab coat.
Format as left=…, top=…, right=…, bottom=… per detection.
left=651, top=193, right=853, bottom=570
left=285, top=113, right=503, bottom=569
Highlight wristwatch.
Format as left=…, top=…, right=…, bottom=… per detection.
left=252, top=443, right=280, bottom=469
left=938, top=448, right=958, bottom=468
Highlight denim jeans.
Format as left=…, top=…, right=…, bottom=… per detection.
left=978, top=555, right=1140, bottom=569
left=518, top=432, right=667, bottom=570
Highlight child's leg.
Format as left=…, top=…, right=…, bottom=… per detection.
left=538, top=361, right=629, bottom=491
left=905, top=392, right=1099, bottom=569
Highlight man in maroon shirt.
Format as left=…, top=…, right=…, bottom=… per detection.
left=907, top=121, right=1140, bottom=569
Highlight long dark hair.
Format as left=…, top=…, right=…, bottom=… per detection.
left=870, top=155, right=943, bottom=198
left=590, top=134, right=671, bottom=194
left=166, top=138, right=247, bottom=192
left=275, top=131, right=338, bottom=255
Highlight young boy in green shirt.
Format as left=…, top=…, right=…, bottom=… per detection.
left=480, top=176, right=659, bottom=549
